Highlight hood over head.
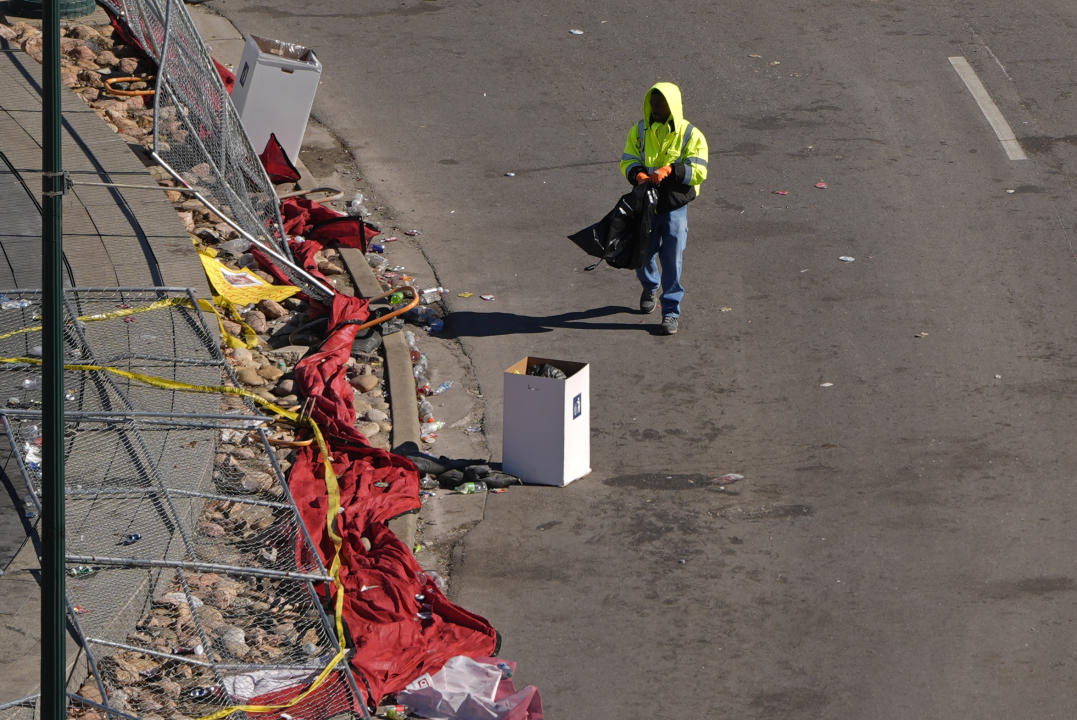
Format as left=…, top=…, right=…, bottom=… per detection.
left=644, top=81, right=684, bottom=127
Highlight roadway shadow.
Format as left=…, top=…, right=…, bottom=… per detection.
left=440, top=304, right=661, bottom=338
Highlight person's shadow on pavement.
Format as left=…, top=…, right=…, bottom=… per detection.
left=440, top=304, right=657, bottom=337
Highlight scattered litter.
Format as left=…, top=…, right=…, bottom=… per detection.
left=528, top=363, right=566, bottom=379
left=346, top=193, right=370, bottom=217
left=119, top=533, right=141, bottom=546
left=413, top=544, right=423, bottom=553
left=491, top=488, right=507, bottom=494
left=370, top=243, right=386, bottom=253
left=748, top=52, right=762, bottom=58
left=373, top=481, right=389, bottom=488
left=720, top=306, right=733, bottom=312
left=773, top=190, right=789, bottom=195
left=1006, top=189, right=1015, bottom=194
left=678, top=558, right=687, bottom=564
left=769, top=60, right=781, bottom=66
left=418, top=287, right=447, bottom=304
left=383, top=235, right=399, bottom=242
left=820, top=382, right=834, bottom=388
left=419, top=490, right=436, bottom=497
left=72, top=605, right=90, bottom=614
left=838, top=256, right=855, bottom=263
left=569, top=28, right=584, bottom=35
left=505, top=172, right=516, bottom=177
left=430, top=380, right=454, bottom=395
left=384, top=706, right=408, bottom=720
left=454, top=481, right=487, bottom=494
left=814, top=181, right=828, bottom=189
left=466, top=425, right=483, bottom=433
left=718, top=473, right=744, bottom=484
left=915, top=331, right=929, bottom=338
left=404, top=229, right=422, bottom=236
left=994, top=374, right=1002, bottom=380
left=480, top=294, right=496, bottom=301
left=457, top=291, right=473, bottom=298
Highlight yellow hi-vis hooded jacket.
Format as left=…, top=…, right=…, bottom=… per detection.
left=620, top=81, right=708, bottom=213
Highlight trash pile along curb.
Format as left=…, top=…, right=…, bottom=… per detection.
left=0, top=14, right=538, bottom=719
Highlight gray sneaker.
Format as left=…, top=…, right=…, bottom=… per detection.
left=640, top=288, right=659, bottom=314
left=660, top=315, right=679, bottom=335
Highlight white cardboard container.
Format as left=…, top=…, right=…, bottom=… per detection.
left=502, top=357, right=591, bottom=487
left=231, top=35, right=322, bottom=164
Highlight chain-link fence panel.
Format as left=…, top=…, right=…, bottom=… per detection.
left=104, top=0, right=333, bottom=302
left=0, top=289, right=366, bottom=720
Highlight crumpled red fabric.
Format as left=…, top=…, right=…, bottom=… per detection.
left=260, top=133, right=301, bottom=184
left=288, top=293, right=499, bottom=707
left=281, top=197, right=380, bottom=253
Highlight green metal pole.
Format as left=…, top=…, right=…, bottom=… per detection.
left=41, top=0, right=67, bottom=717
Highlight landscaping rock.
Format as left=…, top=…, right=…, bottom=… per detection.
left=351, top=374, right=379, bottom=392
left=242, top=309, right=269, bottom=334
left=258, top=298, right=288, bottom=319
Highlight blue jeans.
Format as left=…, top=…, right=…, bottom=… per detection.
left=636, top=205, right=688, bottom=317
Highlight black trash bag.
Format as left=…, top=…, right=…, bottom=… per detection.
left=528, top=363, right=567, bottom=380
left=568, top=182, right=658, bottom=271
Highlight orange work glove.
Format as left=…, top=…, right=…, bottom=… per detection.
left=635, top=171, right=650, bottom=185
left=648, top=165, right=672, bottom=184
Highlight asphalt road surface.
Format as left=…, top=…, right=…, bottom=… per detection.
left=218, top=1, right=1077, bottom=717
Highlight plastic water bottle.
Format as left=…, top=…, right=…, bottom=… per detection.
left=346, top=193, right=371, bottom=217
left=414, top=369, right=431, bottom=396
left=403, top=330, right=421, bottom=362
left=420, top=287, right=447, bottom=305
left=430, top=380, right=454, bottom=395
left=418, top=398, right=435, bottom=422
left=454, top=481, right=486, bottom=494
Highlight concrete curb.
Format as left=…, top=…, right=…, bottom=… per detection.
left=292, top=162, right=420, bottom=551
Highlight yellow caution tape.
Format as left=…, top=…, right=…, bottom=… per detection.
left=197, top=297, right=260, bottom=350
left=0, top=291, right=260, bottom=352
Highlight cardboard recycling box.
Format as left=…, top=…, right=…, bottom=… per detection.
left=232, top=35, right=322, bottom=164
left=502, top=357, right=590, bottom=487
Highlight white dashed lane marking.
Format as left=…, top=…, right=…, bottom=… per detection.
left=949, top=56, right=1028, bottom=161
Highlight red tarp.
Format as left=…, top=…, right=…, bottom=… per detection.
left=288, top=293, right=499, bottom=706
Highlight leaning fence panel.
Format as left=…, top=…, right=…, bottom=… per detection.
left=106, top=0, right=334, bottom=301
